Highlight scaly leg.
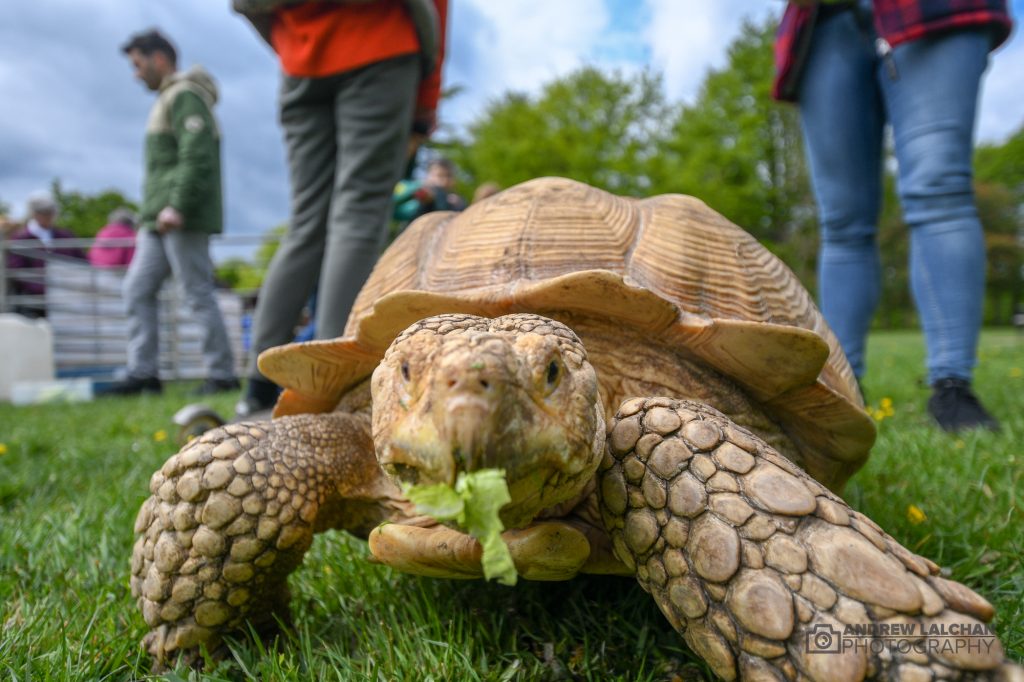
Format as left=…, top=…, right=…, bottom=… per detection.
left=599, top=397, right=1022, bottom=681
left=130, top=412, right=403, bottom=666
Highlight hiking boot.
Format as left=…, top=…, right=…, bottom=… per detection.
left=235, top=377, right=280, bottom=418
left=927, top=378, right=1000, bottom=433
left=192, top=377, right=242, bottom=396
left=106, top=375, right=163, bottom=396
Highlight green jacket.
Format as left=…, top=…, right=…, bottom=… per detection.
left=140, top=66, right=223, bottom=234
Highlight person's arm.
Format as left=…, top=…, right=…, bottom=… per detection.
left=6, top=238, right=45, bottom=295
left=392, top=181, right=434, bottom=221
left=166, top=90, right=218, bottom=231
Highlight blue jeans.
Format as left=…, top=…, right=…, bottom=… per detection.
left=798, top=8, right=991, bottom=384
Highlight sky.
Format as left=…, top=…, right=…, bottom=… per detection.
left=1, top=0, right=1022, bottom=260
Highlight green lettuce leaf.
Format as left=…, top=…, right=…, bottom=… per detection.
left=403, top=482, right=464, bottom=521
left=405, top=468, right=517, bottom=586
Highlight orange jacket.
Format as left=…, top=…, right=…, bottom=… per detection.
left=271, top=0, right=447, bottom=125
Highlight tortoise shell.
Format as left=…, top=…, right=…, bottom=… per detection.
left=260, top=177, right=875, bottom=491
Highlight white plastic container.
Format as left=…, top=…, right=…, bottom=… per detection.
left=10, top=378, right=93, bottom=405
left=0, top=313, right=56, bottom=402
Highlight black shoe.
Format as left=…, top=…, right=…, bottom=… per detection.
left=192, top=377, right=242, bottom=396
left=235, top=377, right=280, bottom=418
left=106, top=375, right=163, bottom=396
left=927, top=378, right=1000, bottom=433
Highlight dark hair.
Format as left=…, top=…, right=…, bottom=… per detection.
left=121, top=29, right=177, bottom=65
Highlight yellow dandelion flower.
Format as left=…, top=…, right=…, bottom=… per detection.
left=0, top=443, right=7, bottom=456
left=954, top=439, right=964, bottom=450
left=153, top=430, right=168, bottom=442
left=1010, top=367, right=1022, bottom=378
left=907, top=505, right=927, bottom=525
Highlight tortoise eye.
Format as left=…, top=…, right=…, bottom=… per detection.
left=545, top=359, right=560, bottom=391
left=400, top=361, right=411, bottom=382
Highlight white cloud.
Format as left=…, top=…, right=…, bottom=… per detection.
left=440, top=0, right=612, bottom=129
left=646, top=0, right=776, bottom=104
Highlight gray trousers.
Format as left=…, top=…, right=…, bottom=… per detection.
left=124, top=229, right=236, bottom=380
left=247, top=54, right=419, bottom=378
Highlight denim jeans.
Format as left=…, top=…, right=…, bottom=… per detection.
left=797, top=7, right=991, bottom=384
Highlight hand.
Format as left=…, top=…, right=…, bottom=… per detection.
left=156, top=206, right=183, bottom=234
left=412, top=107, right=437, bottom=137
left=413, top=186, right=437, bottom=205
left=407, top=132, right=427, bottom=162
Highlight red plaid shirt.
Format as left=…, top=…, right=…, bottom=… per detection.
left=773, top=0, right=1012, bottom=102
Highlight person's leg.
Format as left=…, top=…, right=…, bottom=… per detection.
left=797, top=9, right=886, bottom=380
left=242, top=75, right=338, bottom=409
left=882, top=28, right=996, bottom=430
left=164, top=230, right=237, bottom=383
left=315, top=54, right=419, bottom=339
left=122, top=230, right=171, bottom=381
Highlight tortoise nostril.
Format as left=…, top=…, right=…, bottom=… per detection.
left=447, top=379, right=457, bottom=389
left=479, top=379, right=489, bottom=389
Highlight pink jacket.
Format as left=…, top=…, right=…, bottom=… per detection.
left=88, top=222, right=137, bottom=268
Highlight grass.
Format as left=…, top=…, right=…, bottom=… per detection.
left=0, top=329, right=1021, bottom=680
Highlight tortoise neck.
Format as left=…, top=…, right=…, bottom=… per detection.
left=550, top=313, right=801, bottom=464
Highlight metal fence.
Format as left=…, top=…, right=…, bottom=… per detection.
left=0, top=234, right=270, bottom=381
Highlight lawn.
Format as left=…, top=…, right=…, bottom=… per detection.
left=0, top=329, right=1021, bottom=680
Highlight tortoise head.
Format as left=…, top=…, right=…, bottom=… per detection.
left=371, top=313, right=606, bottom=528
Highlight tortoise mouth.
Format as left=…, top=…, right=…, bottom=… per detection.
left=379, top=428, right=602, bottom=530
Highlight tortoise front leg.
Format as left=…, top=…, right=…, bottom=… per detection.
left=130, top=412, right=402, bottom=667
left=599, top=398, right=1021, bottom=681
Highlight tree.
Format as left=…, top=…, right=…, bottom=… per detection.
left=50, top=180, right=138, bottom=238
left=214, top=224, right=286, bottom=292
left=975, top=125, right=1024, bottom=201
left=451, top=67, right=670, bottom=196
left=976, top=181, right=1022, bottom=325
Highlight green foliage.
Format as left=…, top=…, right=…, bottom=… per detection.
left=215, top=257, right=265, bottom=292
left=214, top=224, right=286, bottom=292
left=451, top=66, right=669, bottom=196
left=50, top=179, right=138, bottom=238
left=977, top=182, right=1023, bottom=325
left=975, top=124, right=1024, bottom=200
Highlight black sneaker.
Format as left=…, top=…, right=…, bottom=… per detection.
left=105, top=375, right=163, bottom=396
left=234, top=377, right=280, bottom=418
left=927, top=378, right=1000, bottom=433
left=192, top=377, right=242, bottom=396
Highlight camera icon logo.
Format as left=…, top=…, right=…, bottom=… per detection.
left=806, top=624, right=842, bottom=654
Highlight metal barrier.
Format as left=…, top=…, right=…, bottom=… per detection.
left=0, top=233, right=272, bottom=381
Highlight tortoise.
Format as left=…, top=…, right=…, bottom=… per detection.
left=131, top=177, right=1021, bottom=680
